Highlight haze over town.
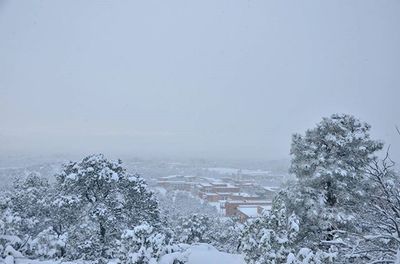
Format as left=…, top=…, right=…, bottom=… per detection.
left=1, top=0, right=399, bottom=162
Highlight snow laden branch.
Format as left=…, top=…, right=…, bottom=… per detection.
left=355, top=151, right=400, bottom=264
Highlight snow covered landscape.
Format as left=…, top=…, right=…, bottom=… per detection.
left=2, top=115, right=400, bottom=264
left=1, top=0, right=399, bottom=263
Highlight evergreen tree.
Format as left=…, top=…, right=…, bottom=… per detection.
left=240, top=194, right=300, bottom=264
left=119, top=222, right=172, bottom=264
left=289, top=114, right=382, bottom=246
left=175, top=214, right=214, bottom=244
left=8, top=173, right=51, bottom=239
left=56, top=154, right=160, bottom=260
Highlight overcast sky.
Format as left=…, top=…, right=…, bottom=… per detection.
left=0, top=0, right=399, bottom=161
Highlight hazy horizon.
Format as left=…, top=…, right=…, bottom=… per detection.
left=1, top=0, right=399, bottom=161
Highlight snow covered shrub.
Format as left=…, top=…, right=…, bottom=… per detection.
left=119, top=222, right=172, bottom=264
left=175, top=214, right=214, bottom=244
left=0, top=235, right=22, bottom=259
left=7, top=173, right=52, bottom=238
left=3, top=244, right=24, bottom=258
left=240, top=194, right=300, bottom=264
left=0, top=173, right=53, bottom=257
left=28, top=227, right=67, bottom=259
left=158, top=191, right=218, bottom=221
left=210, top=218, right=241, bottom=253
left=0, top=208, right=23, bottom=242
left=286, top=247, right=337, bottom=264
left=170, top=212, right=241, bottom=253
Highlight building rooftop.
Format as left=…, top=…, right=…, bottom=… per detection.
left=262, top=186, right=280, bottom=192
left=226, top=200, right=272, bottom=204
left=237, top=206, right=259, bottom=217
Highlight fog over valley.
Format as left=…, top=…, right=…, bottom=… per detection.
left=1, top=0, right=399, bottom=161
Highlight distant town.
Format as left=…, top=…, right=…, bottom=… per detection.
left=154, top=171, right=280, bottom=222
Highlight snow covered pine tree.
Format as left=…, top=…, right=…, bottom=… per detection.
left=55, top=154, right=160, bottom=261
left=240, top=194, right=300, bottom=264
left=240, top=114, right=383, bottom=264
left=288, top=114, right=383, bottom=258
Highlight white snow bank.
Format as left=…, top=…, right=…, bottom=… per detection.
left=4, top=245, right=23, bottom=258
left=159, top=243, right=245, bottom=264
left=15, top=259, right=87, bottom=264
left=9, top=244, right=245, bottom=264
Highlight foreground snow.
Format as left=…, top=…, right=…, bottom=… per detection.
left=160, top=244, right=245, bottom=264
left=6, top=244, right=245, bottom=264
left=185, top=244, right=244, bottom=264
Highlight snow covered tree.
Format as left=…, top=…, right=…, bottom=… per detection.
left=0, top=196, right=25, bottom=259
left=286, top=247, right=337, bottom=264
left=56, top=154, right=160, bottom=260
left=119, top=222, right=172, bottom=264
left=0, top=194, right=21, bottom=238
left=210, top=218, right=241, bottom=253
left=28, top=227, right=67, bottom=259
left=240, top=194, right=301, bottom=264
left=289, top=114, right=383, bottom=247
left=352, top=153, right=400, bottom=263
left=239, top=114, right=383, bottom=264
left=7, top=173, right=51, bottom=239
left=158, top=190, right=217, bottom=225
left=175, top=214, right=214, bottom=244
left=0, top=154, right=162, bottom=261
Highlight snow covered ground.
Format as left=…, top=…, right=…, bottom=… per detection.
left=185, top=244, right=244, bottom=264
left=5, top=244, right=245, bottom=264
left=160, top=244, right=245, bottom=264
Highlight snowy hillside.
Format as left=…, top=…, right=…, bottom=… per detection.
left=7, top=245, right=244, bottom=264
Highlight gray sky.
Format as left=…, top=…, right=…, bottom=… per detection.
left=0, top=0, right=399, bottom=161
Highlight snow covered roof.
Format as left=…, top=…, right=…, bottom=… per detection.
left=237, top=206, right=259, bottom=217
left=212, top=184, right=238, bottom=188
left=262, top=186, right=280, bottom=192
left=158, top=180, right=187, bottom=184
left=227, top=200, right=272, bottom=204
left=198, top=183, right=213, bottom=187
left=160, top=175, right=182, bottom=179
left=204, top=192, right=219, bottom=195
left=259, top=205, right=272, bottom=211
left=229, top=193, right=258, bottom=197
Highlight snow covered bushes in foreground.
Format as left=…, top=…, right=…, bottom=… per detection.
left=55, top=154, right=160, bottom=260
left=173, top=214, right=241, bottom=254
left=240, top=195, right=301, bottom=264
left=119, top=222, right=173, bottom=264
left=0, top=154, right=165, bottom=262
left=157, top=190, right=241, bottom=254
